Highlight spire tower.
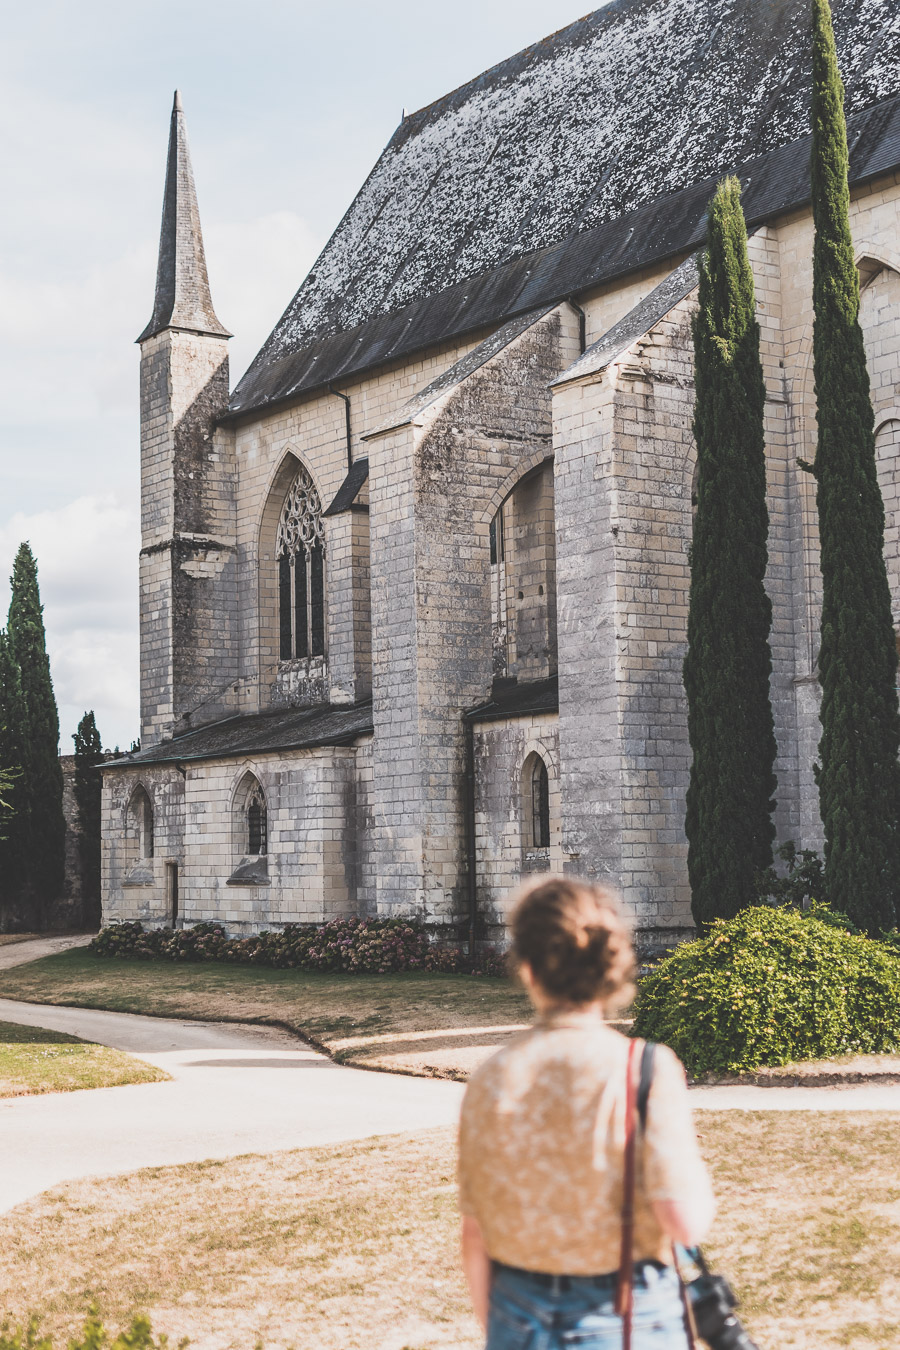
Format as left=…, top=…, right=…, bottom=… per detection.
left=138, top=90, right=230, bottom=342
left=136, top=93, right=237, bottom=749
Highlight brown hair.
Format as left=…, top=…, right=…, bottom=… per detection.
left=509, top=875, right=636, bottom=1009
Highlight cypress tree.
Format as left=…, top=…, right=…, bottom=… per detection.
left=73, top=711, right=103, bottom=929
left=807, top=0, right=900, bottom=933
left=684, top=175, right=777, bottom=927
left=7, top=543, right=65, bottom=921
left=0, top=630, right=28, bottom=923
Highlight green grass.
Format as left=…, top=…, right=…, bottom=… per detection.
left=0, top=1020, right=168, bottom=1096
left=0, top=1114, right=897, bottom=1349
left=0, top=949, right=532, bottom=1078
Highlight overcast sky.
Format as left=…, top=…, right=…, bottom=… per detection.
left=0, top=0, right=594, bottom=750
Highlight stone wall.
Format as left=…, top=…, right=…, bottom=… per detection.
left=101, top=744, right=375, bottom=933
left=472, top=713, right=562, bottom=940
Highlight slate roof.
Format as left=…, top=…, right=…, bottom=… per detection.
left=139, top=92, right=230, bottom=343
left=323, top=457, right=370, bottom=515
left=113, top=701, right=374, bottom=767
left=466, top=677, right=559, bottom=723
left=229, top=0, right=900, bottom=418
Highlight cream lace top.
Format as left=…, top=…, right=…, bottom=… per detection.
left=457, top=1012, right=713, bottom=1275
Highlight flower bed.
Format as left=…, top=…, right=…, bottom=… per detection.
left=89, top=917, right=507, bottom=977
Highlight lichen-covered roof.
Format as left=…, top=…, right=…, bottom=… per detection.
left=229, top=0, right=900, bottom=415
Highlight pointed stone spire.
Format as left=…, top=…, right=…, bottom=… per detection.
left=138, top=91, right=231, bottom=342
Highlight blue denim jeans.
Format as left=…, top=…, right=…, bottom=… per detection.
left=485, top=1261, right=690, bottom=1350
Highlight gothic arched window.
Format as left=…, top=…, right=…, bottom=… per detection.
left=531, top=757, right=550, bottom=849
left=247, top=782, right=267, bottom=856
left=277, top=467, right=326, bottom=661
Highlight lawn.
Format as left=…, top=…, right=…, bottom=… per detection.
left=0, top=950, right=533, bottom=1079
left=0, top=1020, right=168, bottom=1097
left=0, top=1113, right=897, bottom=1349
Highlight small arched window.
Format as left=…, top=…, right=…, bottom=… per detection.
left=247, top=783, right=267, bottom=856
left=277, top=467, right=326, bottom=661
left=531, top=757, right=550, bottom=849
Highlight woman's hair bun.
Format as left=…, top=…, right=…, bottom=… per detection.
left=509, top=876, right=635, bottom=1008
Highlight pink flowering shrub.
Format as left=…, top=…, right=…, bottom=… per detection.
left=89, top=917, right=507, bottom=977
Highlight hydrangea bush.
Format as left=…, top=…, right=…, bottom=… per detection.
left=89, top=917, right=506, bottom=977
left=632, top=904, right=900, bottom=1075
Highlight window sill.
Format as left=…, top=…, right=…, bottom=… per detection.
left=522, top=848, right=550, bottom=874
left=122, top=863, right=155, bottom=888
left=227, top=857, right=271, bottom=886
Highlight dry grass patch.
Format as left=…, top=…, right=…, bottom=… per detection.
left=0, top=1113, right=898, bottom=1349
left=0, top=951, right=531, bottom=1078
left=0, top=1020, right=168, bottom=1096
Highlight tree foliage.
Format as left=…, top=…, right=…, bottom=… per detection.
left=0, top=630, right=28, bottom=911
left=6, top=543, right=65, bottom=918
left=807, top=0, right=900, bottom=933
left=73, top=711, right=103, bottom=928
left=684, top=175, right=777, bottom=927
left=633, top=905, right=900, bottom=1075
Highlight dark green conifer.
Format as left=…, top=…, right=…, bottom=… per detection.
left=73, top=711, right=103, bottom=929
left=684, top=175, right=777, bottom=927
left=807, top=0, right=900, bottom=934
left=7, top=543, right=65, bottom=919
left=0, top=631, right=28, bottom=916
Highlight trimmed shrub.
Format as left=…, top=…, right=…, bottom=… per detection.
left=632, top=905, right=900, bottom=1075
left=89, top=917, right=506, bottom=977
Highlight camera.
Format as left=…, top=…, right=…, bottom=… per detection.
left=687, top=1270, right=761, bottom=1350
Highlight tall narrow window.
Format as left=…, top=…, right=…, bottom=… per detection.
left=490, top=504, right=508, bottom=679
left=276, top=467, right=326, bottom=660
left=531, top=757, right=550, bottom=849
left=129, top=785, right=154, bottom=860
left=247, top=783, right=267, bottom=856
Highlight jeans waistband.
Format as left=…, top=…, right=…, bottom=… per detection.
left=493, top=1260, right=668, bottom=1294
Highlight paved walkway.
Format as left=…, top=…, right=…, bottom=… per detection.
left=0, top=935, right=898, bottom=1214
left=0, top=932, right=93, bottom=970
left=0, top=997, right=465, bottom=1214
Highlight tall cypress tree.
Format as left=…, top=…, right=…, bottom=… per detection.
left=73, top=711, right=103, bottom=929
left=7, top=543, right=65, bottom=920
left=0, top=630, right=28, bottom=924
left=807, top=0, right=900, bottom=933
left=684, top=176, right=777, bottom=927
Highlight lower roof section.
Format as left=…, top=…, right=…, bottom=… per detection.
left=111, top=701, right=375, bottom=768
left=466, top=676, right=559, bottom=724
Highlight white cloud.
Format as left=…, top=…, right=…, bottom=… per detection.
left=0, top=496, right=139, bottom=752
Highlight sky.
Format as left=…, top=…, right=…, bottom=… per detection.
left=0, top=0, right=596, bottom=751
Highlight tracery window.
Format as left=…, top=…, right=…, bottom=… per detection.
left=277, top=467, right=326, bottom=661
left=247, top=782, right=267, bottom=856
left=531, top=757, right=550, bottom=849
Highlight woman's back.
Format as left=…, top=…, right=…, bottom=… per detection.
left=457, top=876, right=714, bottom=1350
left=459, top=1011, right=711, bottom=1277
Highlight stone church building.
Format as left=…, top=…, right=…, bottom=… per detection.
left=101, top=0, right=900, bottom=944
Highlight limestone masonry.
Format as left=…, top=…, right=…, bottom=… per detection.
left=102, top=0, right=900, bottom=944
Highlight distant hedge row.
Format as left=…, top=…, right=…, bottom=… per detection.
left=89, top=917, right=507, bottom=977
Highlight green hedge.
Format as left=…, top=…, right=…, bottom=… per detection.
left=632, top=905, right=900, bottom=1075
